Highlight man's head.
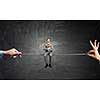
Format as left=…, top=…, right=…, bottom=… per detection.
left=47, top=38, right=51, bottom=43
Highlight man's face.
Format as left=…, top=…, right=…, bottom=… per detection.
left=47, top=39, right=50, bottom=43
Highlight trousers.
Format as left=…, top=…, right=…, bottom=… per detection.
left=44, top=51, right=53, bottom=65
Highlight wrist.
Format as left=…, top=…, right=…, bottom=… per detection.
left=3, top=51, right=8, bottom=55
left=98, top=56, right=100, bottom=62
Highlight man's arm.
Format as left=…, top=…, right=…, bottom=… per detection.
left=51, top=44, right=55, bottom=52
left=0, top=48, right=22, bottom=58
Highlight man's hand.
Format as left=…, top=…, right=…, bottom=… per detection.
left=3, top=48, right=22, bottom=58
left=87, top=40, right=100, bottom=61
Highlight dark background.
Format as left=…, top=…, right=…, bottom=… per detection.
left=0, top=20, right=100, bottom=80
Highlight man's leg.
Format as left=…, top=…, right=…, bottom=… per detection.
left=48, top=52, right=52, bottom=68
left=44, top=52, right=48, bottom=68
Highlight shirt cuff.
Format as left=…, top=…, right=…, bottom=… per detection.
left=0, top=51, right=4, bottom=58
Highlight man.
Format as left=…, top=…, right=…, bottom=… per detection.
left=87, top=40, right=100, bottom=61
left=43, top=39, right=54, bottom=68
left=0, top=48, right=22, bottom=58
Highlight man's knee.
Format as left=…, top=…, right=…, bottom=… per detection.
left=44, top=53, right=47, bottom=57
left=49, top=53, right=53, bottom=57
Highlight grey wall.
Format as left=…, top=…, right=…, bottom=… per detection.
left=0, top=20, right=100, bottom=80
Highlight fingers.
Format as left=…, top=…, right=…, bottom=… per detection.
left=86, top=50, right=94, bottom=57
left=11, top=48, right=22, bottom=58
left=97, top=42, right=100, bottom=49
left=17, top=52, right=22, bottom=55
left=87, top=50, right=94, bottom=54
left=12, top=53, right=22, bottom=59
left=94, top=40, right=97, bottom=47
left=90, top=40, right=100, bottom=49
left=90, top=40, right=95, bottom=48
left=13, top=56, right=17, bottom=59
left=87, top=53, right=95, bottom=58
left=19, top=55, right=22, bottom=58
left=94, top=40, right=100, bottom=49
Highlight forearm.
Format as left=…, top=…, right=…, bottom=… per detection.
left=0, top=50, right=9, bottom=55
left=0, top=50, right=10, bottom=56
